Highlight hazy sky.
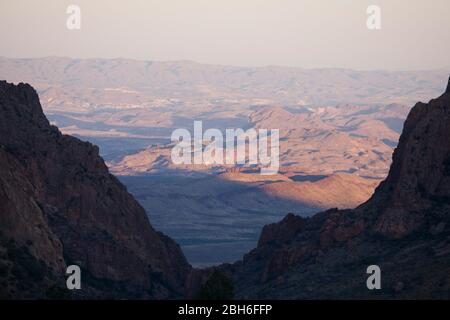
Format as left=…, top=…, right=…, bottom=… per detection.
left=1, top=0, right=449, bottom=70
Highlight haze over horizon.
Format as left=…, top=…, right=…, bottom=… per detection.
left=1, top=0, right=449, bottom=71
left=2, top=55, right=450, bottom=73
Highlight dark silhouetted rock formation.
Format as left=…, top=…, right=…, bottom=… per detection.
left=0, top=81, right=191, bottom=299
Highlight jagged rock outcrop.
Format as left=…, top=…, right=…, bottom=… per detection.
left=209, top=77, right=450, bottom=299
left=0, top=81, right=191, bottom=299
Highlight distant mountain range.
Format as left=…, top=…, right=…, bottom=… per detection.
left=1, top=57, right=448, bottom=267
left=1, top=57, right=448, bottom=107
left=1, top=61, right=450, bottom=298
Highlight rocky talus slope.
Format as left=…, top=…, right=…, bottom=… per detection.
left=191, top=78, right=450, bottom=299
left=0, top=81, right=191, bottom=299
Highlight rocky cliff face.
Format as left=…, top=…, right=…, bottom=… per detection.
left=0, top=81, right=191, bottom=299
left=212, top=77, right=450, bottom=299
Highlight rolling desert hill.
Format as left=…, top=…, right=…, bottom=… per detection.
left=259, top=172, right=379, bottom=209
